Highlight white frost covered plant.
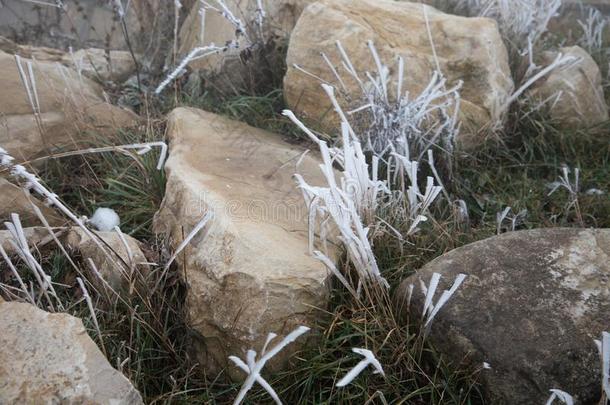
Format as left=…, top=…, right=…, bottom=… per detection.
left=156, top=0, right=266, bottom=94
left=229, top=326, right=310, bottom=405
left=578, top=7, right=608, bottom=51
left=287, top=116, right=389, bottom=290
left=595, top=331, right=610, bottom=401
left=545, top=389, right=574, bottom=405
left=416, top=272, right=467, bottom=334
left=296, top=40, right=462, bottom=173
left=336, top=348, right=385, bottom=388
left=450, top=0, right=561, bottom=50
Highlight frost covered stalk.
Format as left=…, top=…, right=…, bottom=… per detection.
left=2, top=213, right=62, bottom=309
left=578, top=7, right=608, bottom=51
left=496, top=207, right=528, bottom=234
left=157, top=0, right=265, bottom=94
left=229, top=326, right=310, bottom=405
left=420, top=272, right=467, bottom=334
left=595, top=331, right=610, bottom=401
left=284, top=111, right=389, bottom=291
left=545, top=389, right=574, bottom=405
left=337, top=348, right=385, bottom=388
left=77, top=277, right=106, bottom=355
left=298, top=41, right=462, bottom=178
left=15, top=55, right=44, bottom=139
left=547, top=166, right=583, bottom=223
left=58, top=142, right=166, bottom=170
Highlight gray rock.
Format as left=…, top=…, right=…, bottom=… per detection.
left=396, top=228, right=609, bottom=404
left=0, top=301, right=143, bottom=404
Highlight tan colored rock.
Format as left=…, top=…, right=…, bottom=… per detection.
left=0, top=226, right=148, bottom=294
left=529, top=46, right=608, bottom=128
left=65, top=228, right=150, bottom=294
left=0, top=178, right=64, bottom=227
left=61, top=48, right=137, bottom=83
left=179, top=0, right=314, bottom=73
left=0, top=36, right=136, bottom=83
left=396, top=228, right=610, bottom=404
left=0, top=49, right=137, bottom=162
left=154, top=107, right=332, bottom=376
left=283, top=0, right=514, bottom=147
left=0, top=301, right=143, bottom=404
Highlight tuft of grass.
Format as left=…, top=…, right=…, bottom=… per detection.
left=39, top=125, right=167, bottom=241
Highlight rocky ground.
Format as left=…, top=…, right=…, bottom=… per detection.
left=0, top=0, right=609, bottom=404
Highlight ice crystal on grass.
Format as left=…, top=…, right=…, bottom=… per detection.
left=578, top=7, right=608, bottom=52
left=420, top=272, right=467, bottom=334
left=336, top=348, right=385, bottom=388
left=545, top=389, right=574, bottom=405
left=296, top=41, right=461, bottom=180
left=595, top=331, right=610, bottom=400
left=229, top=326, right=310, bottom=405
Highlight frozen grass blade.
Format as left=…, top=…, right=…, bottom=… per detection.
left=77, top=277, right=106, bottom=355
left=419, top=273, right=467, bottom=334
left=230, top=326, right=310, bottom=405
left=337, top=348, right=385, bottom=387
left=545, top=389, right=574, bottom=405
left=596, top=331, right=610, bottom=400
left=163, top=211, right=213, bottom=272
left=0, top=243, right=35, bottom=305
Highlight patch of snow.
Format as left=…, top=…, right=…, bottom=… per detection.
left=89, top=208, right=120, bottom=232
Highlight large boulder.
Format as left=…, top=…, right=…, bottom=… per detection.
left=0, top=301, right=143, bottom=404
left=396, top=228, right=610, bottom=404
left=154, top=108, right=333, bottom=376
left=528, top=46, right=608, bottom=129
left=283, top=0, right=513, bottom=147
left=0, top=48, right=137, bottom=162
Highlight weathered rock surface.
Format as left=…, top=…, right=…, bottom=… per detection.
left=0, top=301, right=143, bottom=404
left=0, top=0, right=171, bottom=56
left=529, top=46, right=608, bottom=129
left=154, top=107, right=333, bottom=376
left=0, top=49, right=137, bottom=162
left=283, top=0, right=513, bottom=147
left=0, top=226, right=148, bottom=294
left=396, top=228, right=610, bottom=404
left=0, top=178, right=64, bottom=227
left=65, top=228, right=150, bottom=294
